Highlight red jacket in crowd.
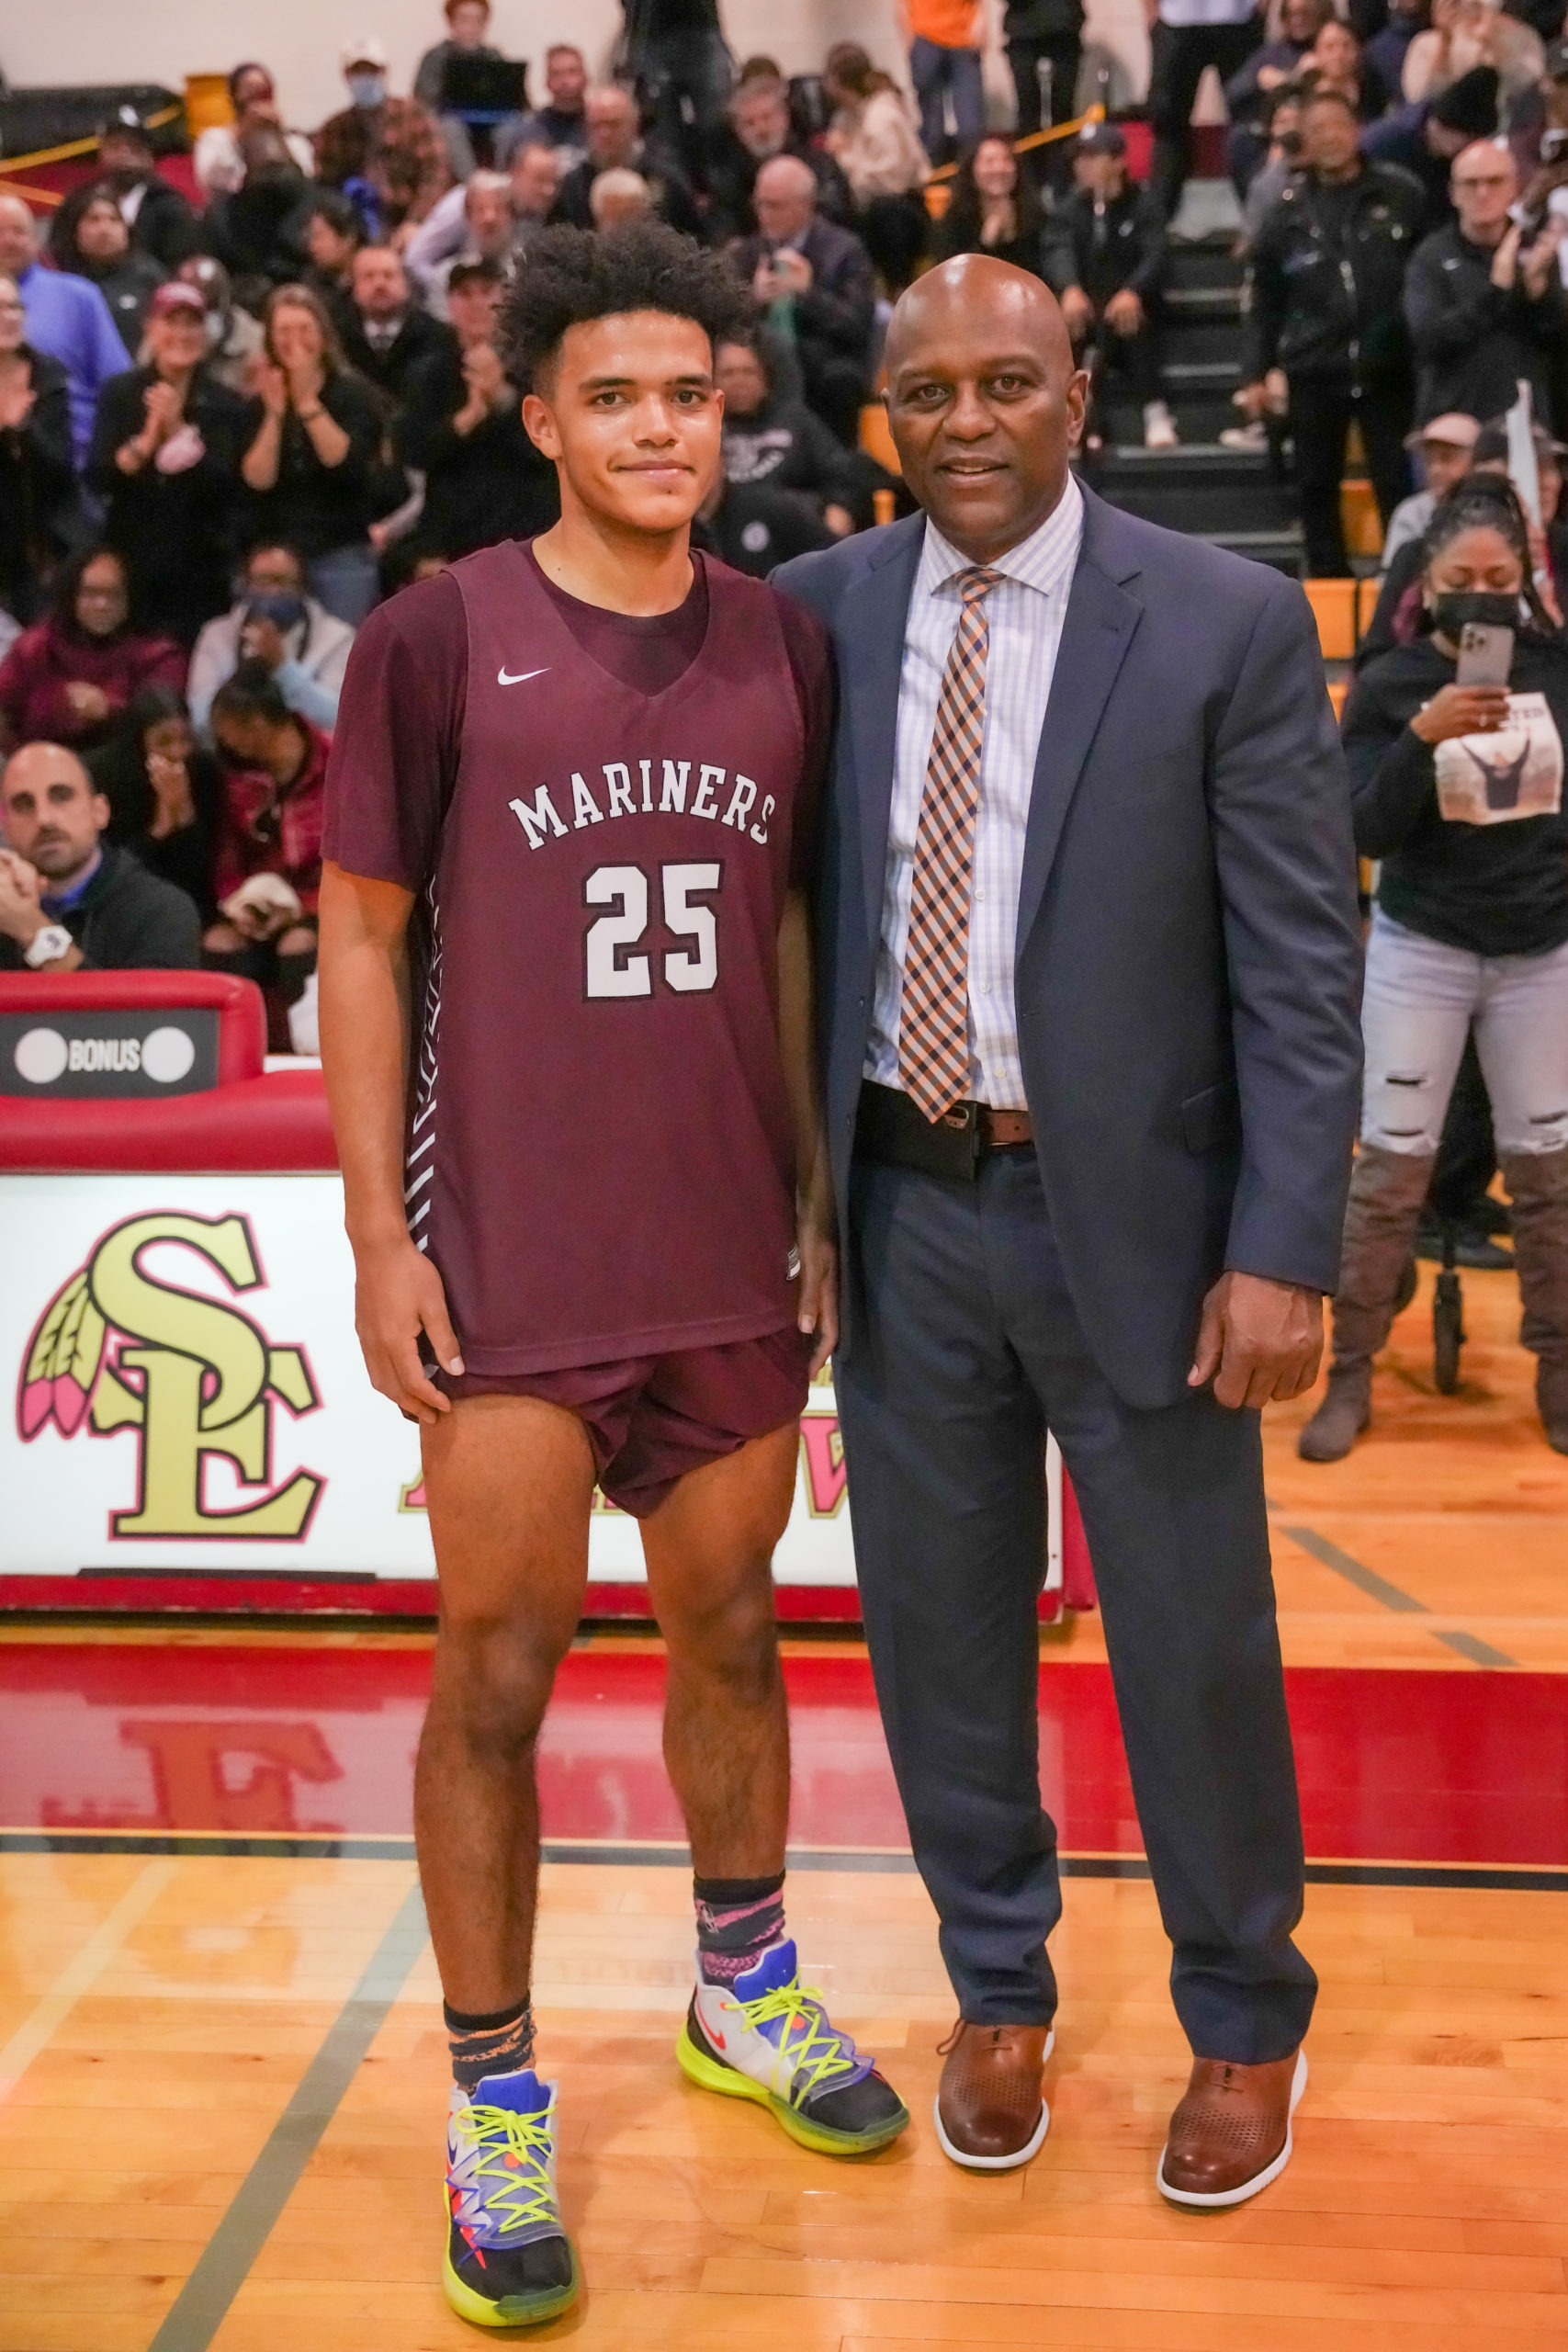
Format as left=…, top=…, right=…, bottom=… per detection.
left=213, top=719, right=332, bottom=915
left=0, top=616, right=186, bottom=750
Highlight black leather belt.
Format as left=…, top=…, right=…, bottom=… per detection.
left=854, top=1080, right=1034, bottom=1183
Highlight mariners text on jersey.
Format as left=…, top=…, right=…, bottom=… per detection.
left=509, top=759, right=775, bottom=850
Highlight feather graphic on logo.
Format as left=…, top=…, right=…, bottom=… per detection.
left=17, top=1265, right=109, bottom=1439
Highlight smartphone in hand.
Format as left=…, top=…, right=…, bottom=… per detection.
left=1456, top=622, right=1515, bottom=687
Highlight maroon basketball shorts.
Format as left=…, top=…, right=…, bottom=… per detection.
left=434, top=1327, right=811, bottom=1516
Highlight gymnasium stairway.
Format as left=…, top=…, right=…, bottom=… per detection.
left=1090, top=194, right=1305, bottom=577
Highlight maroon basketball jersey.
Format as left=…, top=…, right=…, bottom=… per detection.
left=412, top=542, right=808, bottom=1372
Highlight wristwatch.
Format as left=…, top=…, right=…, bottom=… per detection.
left=23, top=923, right=73, bottom=968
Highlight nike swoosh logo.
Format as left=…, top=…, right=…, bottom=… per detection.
left=498, top=666, right=548, bottom=685
left=710, top=2026, right=725, bottom=2048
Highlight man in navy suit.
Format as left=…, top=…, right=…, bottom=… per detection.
left=774, top=255, right=1362, bottom=2208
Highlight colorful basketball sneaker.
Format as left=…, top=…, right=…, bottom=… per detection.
left=443, top=2067, right=579, bottom=2328
left=676, top=1938, right=910, bottom=2155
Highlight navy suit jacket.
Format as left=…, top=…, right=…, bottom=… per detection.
left=774, top=486, right=1365, bottom=1409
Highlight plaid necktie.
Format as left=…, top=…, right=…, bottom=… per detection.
left=897, top=564, right=1003, bottom=1124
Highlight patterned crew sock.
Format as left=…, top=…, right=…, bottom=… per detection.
left=694, top=1871, right=787, bottom=1988
left=445, top=1995, right=536, bottom=2094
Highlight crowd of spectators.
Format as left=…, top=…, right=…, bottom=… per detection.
left=1225, top=6, right=1568, bottom=573
left=10, top=0, right=1568, bottom=1043
left=0, top=10, right=944, bottom=1019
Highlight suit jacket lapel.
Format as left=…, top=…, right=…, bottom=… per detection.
left=1015, top=526, right=1143, bottom=956
left=840, top=520, right=922, bottom=952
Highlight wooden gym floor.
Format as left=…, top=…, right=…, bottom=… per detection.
left=2, top=1264, right=1566, bottom=2351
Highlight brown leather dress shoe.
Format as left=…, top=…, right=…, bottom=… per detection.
left=933, top=2019, right=1055, bottom=2171
left=1157, top=2048, right=1306, bottom=2208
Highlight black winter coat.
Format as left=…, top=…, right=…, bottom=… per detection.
left=1042, top=184, right=1168, bottom=311
left=1404, top=220, right=1568, bottom=427
left=1247, top=163, right=1426, bottom=381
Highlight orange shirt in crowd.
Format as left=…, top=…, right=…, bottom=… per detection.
left=908, top=0, right=984, bottom=47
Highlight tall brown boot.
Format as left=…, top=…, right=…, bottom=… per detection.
left=1299, top=1146, right=1436, bottom=1463
left=1498, top=1148, right=1568, bottom=1454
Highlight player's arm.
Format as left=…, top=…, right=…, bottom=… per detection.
left=778, top=884, right=838, bottom=1375
left=318, top=860, right=465, bottom=1425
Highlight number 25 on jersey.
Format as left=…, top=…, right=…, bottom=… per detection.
left=584, top=862, right=720, bottom=999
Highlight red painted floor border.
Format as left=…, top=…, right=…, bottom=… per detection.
left=0, top=1643, right=1562, bottom=1870
left=0, top=1576, right=864, bottom=1622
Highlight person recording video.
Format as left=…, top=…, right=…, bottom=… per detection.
left=1307, top=473, right=1568, bottom=1462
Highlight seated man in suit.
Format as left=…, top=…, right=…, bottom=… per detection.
left=550, top=85, right=701, bottom=239
left=704, top=71, right=853, bottom=243
left=729, top=155, right=876, bottom=447
left=775, top=253, right=1363, bottom=2209
left=0, top=741, right=200, bottom=972
left=337, top=246, right=457, bottom=404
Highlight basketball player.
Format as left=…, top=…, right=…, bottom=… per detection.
left=318, top=221, right=908, bottom=2332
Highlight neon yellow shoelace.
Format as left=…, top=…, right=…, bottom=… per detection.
left=460, top=2102, right=558, bottom=2234
left=732, top=1980, right=858, bottom=2099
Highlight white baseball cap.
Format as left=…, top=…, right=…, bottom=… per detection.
left=342, top=35, right=389, bottom=70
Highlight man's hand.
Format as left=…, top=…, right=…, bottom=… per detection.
left=1491, top=219, right=1523, bottom=289
left=1188, top=1272, right=1324, bottom=1409
left=353, top=1230, right=465, bottom=1423
left=1235, top=369, right=1288, bottom=423
left=1521, top=214, right=1564, bottom=297
left=795, top=1208, right=840, bottom=1378
left=1104, top=288, right=1144, bottom=335
left=755, top=247, right=813, bottom=306
left=1060, top=284, right=1094, bottom=339
left=0, top=846, right=44, bottom=944
left=463, top=342, right=508, bottom=406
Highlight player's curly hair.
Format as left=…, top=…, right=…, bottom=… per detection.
left=498, top=220, right=754, bottom=392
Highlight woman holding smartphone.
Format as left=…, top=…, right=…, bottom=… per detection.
left=1303, top=475, right=1568, bottom=1460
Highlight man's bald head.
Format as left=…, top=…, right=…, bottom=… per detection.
left=1450, top=137, right=1516, bottom=243
left=754, top=153, right=817, bottom=242
left=1453, top=136, right=1514, bottom=184
left=885, top=253, right=1073, bottom=384
left=1, top=741, right=107, bottom=882
left=883, top=255, right=1085, bottom=562
left=0, top=194, right=38, bottom=277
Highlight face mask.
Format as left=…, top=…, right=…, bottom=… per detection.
left=1428, top=589, right=1521, bottom=636
left=247, top=591, right=308, bottom=633
left=348, top=74, right=386, bottom=109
